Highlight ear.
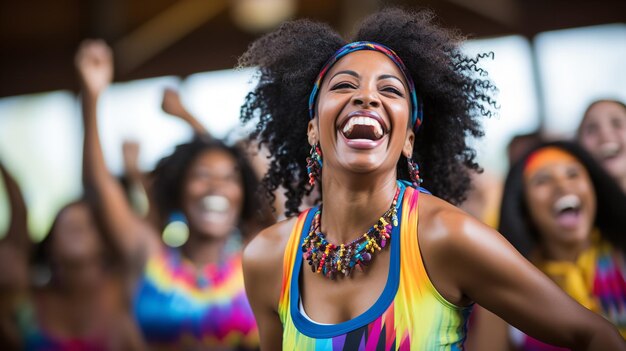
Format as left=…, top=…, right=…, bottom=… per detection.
left=402, top=129, right=415, bottom=158
left=307, top=118, right=319, bottom=146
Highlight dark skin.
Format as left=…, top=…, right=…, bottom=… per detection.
left=161, top=87, right=210, bottom=136
left=76, top=40, right=247, bottom=272
left=77, top=40, right=254, bottom=351
left=0, top=161, right=29, bottom=349
left=0, top=166, right=143, bottom=349
left=243, top=51, right=625, bottom=350
left=468, top=155, right=620, bottom=350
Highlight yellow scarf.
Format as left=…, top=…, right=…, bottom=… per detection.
left=536, top=244, right=599, bottom=312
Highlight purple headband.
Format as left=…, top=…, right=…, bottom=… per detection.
left=308, top=41, right=422, bottom=130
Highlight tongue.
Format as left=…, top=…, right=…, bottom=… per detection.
left=344, top=125, right=378, bottom=140
left=556, top=211, right=580, bottom=229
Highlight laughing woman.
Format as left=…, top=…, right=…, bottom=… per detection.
left=474, top=141, right=626, bottom=350
left=76, top=40, right=269, bottom=350
left=577, top=99, right=626, bottom=193
left=239, top=8, right=625, bottom=351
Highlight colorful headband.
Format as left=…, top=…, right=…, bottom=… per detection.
left=308, top=41, right=422, bottom=130
left=523, top=147, right=579, bottom=180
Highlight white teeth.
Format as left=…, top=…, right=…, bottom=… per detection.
left=341, top=117, right=384, bottom=137
left=553, top=194, right=581, bottom=213
left=599, top=142, right=620, bottom=158
left=202, top=195, right=230, bottom=213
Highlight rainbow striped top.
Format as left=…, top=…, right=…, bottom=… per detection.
left=133, top=247, right=258, bottom=350
left=279, top=182, right=472, bottom=350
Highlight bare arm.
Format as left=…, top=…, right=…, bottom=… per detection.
left=121, top=140, right=160, bottom=228
left=76, top=40, right=159, bottom=265
left=0, top=162, right=28, bottom=253
left=242, top=220, right=295, bottom=350
left=0, top=163, right=28, bottom=349
left=427, top=207, right=625, bottom=350
left=465, top=305, right=511, bottom=351
left=161, top=88, right=210, bottom=137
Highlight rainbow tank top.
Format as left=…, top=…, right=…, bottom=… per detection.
left=133, top=247, right=258, bottom=350
left=279, top=182, right=472, bottom=350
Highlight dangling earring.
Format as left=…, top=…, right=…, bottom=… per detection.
left=407, top=157, right=422, bottom=187
left=306, top=144, right=323, bottom=186
left=162, top=211, right=190, bottom=247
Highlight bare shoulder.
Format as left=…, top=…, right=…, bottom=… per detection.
left=416, top=193, right=515, bottom=305
left=243, top=216, right=298, bottom=270
left=417, top=192, right=505, bottom=253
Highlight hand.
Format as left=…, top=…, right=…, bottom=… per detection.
left=161, top=88, right=189, bottom=120
left=75, top=39, right=113, bottom=96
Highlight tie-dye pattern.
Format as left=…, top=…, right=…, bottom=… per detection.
left=18, top=302, right=107, bottom=351
left=133, top=247, right=258, bottom=350
left=279, top=182, right=472, bottom=350
left=518, top=240, right=626, bottom=350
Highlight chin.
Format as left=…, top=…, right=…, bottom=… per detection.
left=197, top=224, right=235, bottom=240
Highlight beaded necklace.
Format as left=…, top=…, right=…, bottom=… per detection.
left=301, top=187, right=400, bottom=279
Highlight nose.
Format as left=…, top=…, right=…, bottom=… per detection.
left=352, top=85, right=380, bottom=108
left=597, top=122, right=616, bottom=144
left=552, top=172, right=573, bottom=194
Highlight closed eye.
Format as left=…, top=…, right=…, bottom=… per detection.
left=330, top=82, right=356, bottom=90
left=381, top=86, right=404, bottom=97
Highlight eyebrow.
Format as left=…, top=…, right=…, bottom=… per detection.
left=378, top=74, right=405, bottom=86
left=331, top=70, right=359, bottom=79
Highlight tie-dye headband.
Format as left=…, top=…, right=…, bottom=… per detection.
left=308, top=41, right=422, bottom=130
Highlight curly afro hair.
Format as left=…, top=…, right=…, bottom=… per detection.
left=239, top=8, right=497, bottom=217
left=499, top=141, right=626, bottom=257
left=151, top=136, right=270, bottom=239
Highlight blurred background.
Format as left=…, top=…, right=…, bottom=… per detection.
left=0, top=0, right=624, bottom=241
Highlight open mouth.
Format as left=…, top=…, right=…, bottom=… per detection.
left=552, top=194, right=581, bottom=228
left=339, top=111, right=388, bottom=141
left=599, top=142, right=621, bottom=160
left=200, top=195, right=231, bottom=223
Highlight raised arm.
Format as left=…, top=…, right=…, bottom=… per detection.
left=161, top=87, right=210, bottom=137
left=0, top=162, right=29, bottom=349
left=0, top=162, right=28, bottom=253
left=76, top=40, right=159, bottom=263
left=426, top=205, right=625, bottom=350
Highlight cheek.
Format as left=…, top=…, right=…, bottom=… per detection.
left=185, top=179, right=206, bottom=198
left=225, top=181, right=244, bottom=205
left=524, top=186, right=549, bottom=212
left=617, top=125, right=626, bottom=142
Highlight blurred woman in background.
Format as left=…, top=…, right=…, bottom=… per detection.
left=471, top=141, right=626, bottom=350
left=77, top=39, right=270, bottom=350
left=0, top=163, right=143, bottom=350
left=577, top=99, right=626, bottom=193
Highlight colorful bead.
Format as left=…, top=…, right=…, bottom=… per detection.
left=301, top=187, right=400, bottom=279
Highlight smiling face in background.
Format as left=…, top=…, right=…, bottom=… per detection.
left=578, top=101, right=626, bottom=187
left=181, top=149, right=244, bottom=240
left=523, top=149, right=597, bottom=257
left=310, top=50, right=413, bottom=177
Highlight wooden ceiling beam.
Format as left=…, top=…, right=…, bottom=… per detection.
left=113, top=0, right=228, bottom=75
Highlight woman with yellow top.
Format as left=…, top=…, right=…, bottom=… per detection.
left=239, top=7, right=624, bottom=351
left=472, top=141, right=626, bottom=350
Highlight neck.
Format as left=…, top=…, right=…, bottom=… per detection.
left=319, top=170, right=398, bottom=243
left=182, top=233, right=230, bottom=268
left=620, top=175, right=626, bottom=193
left=51, top=262, right=106, bottom=298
